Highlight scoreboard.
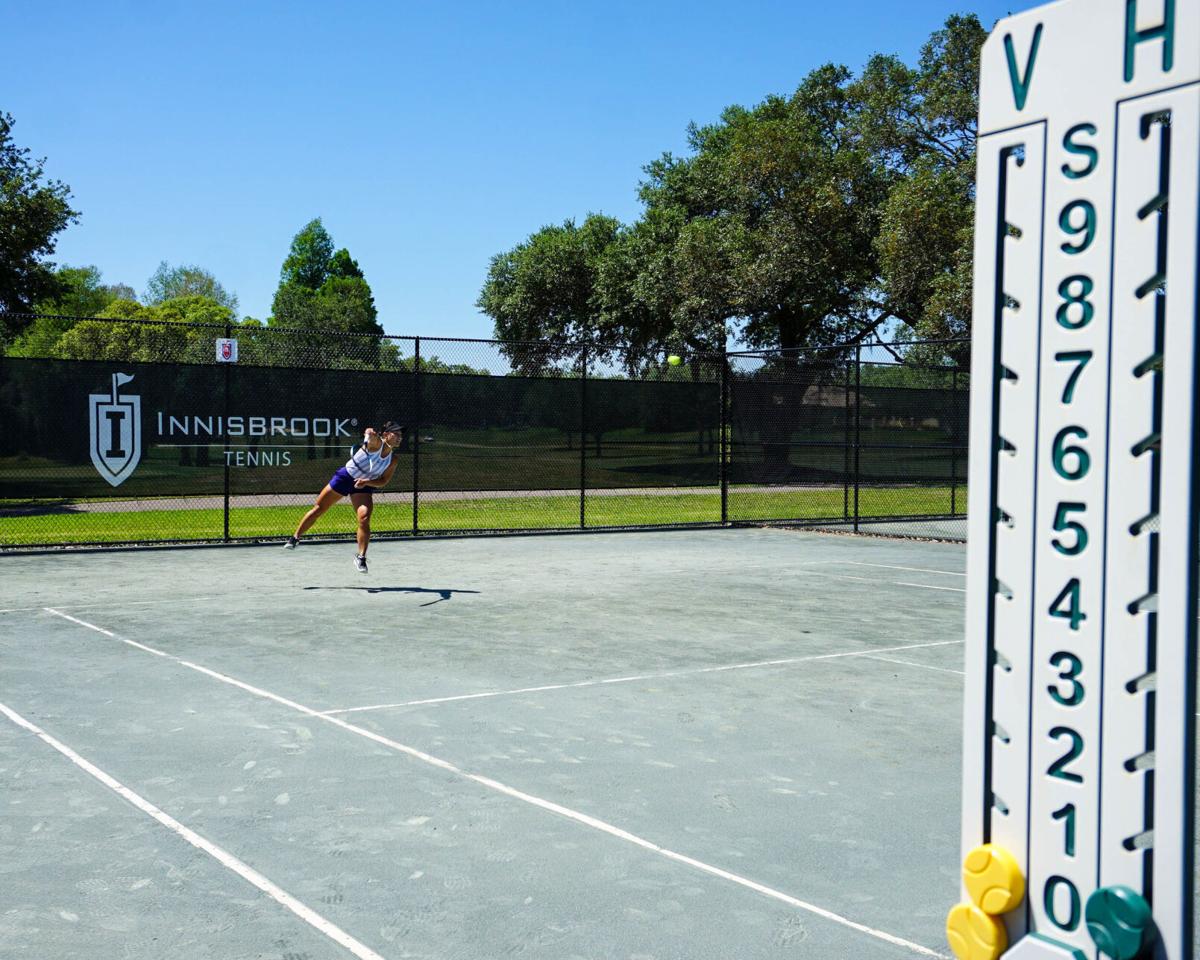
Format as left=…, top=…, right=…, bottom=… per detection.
left=952, top=2, right=1199, bottom=960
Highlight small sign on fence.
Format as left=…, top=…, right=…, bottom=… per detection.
left=215, top=338, right=238, bottom=363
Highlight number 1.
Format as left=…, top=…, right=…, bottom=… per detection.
left=1051, top=803, right=1076, bottom=856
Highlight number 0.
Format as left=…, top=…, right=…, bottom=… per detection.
left=1045, top=875, right=1082, bottom=931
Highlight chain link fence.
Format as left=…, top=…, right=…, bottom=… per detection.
left=0, top=314, right=968, bottom=547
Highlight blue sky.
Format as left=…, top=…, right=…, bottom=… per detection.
left=8, top=0, right=1039, bottom=338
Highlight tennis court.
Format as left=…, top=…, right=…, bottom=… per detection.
left=4, top=527, right=975, bottom=958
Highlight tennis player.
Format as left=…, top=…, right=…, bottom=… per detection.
left=284, top=420, right=404, bottom=573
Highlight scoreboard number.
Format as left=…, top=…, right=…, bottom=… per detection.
left=951, top=2, right=1199, bottom=960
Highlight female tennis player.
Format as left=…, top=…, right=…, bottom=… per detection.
left=284, top=420, right=404, bottom=573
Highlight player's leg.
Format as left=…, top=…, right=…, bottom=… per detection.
left=288, top=485, right=343, bottom=546
left=350, top=491, right=373, bottom=572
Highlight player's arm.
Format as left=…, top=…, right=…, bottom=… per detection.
left=373, top=459, right=398, bottom=489
left=354, top=459, right=398, bottom=490
left=361, top=427, right=383, bottom=452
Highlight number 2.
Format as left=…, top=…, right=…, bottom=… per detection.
left=1048, top=726, right=1084, bottom=782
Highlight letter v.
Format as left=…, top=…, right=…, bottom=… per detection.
left=1004, top=24, right=1043, bottom=111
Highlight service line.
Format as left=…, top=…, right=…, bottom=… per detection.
left=864, top=655, right=966, bottom=677
left=0, top=699, right=386, bottom=960
left=321, top=639, right=963, bottom=716
left=42, top=607, right=948, bottom=960
left=808, top=570, right=968, bottom=594
left=837, top=561, right=966, bottom=577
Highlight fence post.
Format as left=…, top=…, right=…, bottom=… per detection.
left=950, top=366, right=959, bottom=516
left=579, top=344, right=588, bottom=529
left=223, top=320, right=231, bottom=542
left=843, top=355, right=851, bottom=522
left=853, top=344, right=862, bottom=534
left=719, top=349, right=728, bottom=525
left=412, top=337, right=421, bottom=536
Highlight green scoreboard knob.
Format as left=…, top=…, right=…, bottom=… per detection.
left=1084, top=885, right=1154, bottom=960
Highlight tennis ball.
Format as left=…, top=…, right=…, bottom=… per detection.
left=962, top=843, right=1025, bottom=915
left=667, top=354, right=682, bottom=366
left=946, top=903, right=1006, bottom=960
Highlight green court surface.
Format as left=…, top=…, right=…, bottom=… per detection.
left=0, top=528, right=1120, bottom=958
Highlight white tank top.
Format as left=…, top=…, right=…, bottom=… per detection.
left=344, top=440, right=393, bottom=481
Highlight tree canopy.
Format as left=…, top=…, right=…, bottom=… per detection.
left=271, top=218, right=381, bottom=337
left=7, top=265, right=134, bottom=356
left=145, top=261, right=239, bottom=315
left=0, top=112, right=80, bottom=341
left=477, top=214, right=621, bottom=371
left=52, top=295, right=236, bottom=363
left=478, top=14, right=985, bottom=369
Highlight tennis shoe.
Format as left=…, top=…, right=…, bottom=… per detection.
left=354, top=554, right=368, bottom=574
left=283, top=536, right=298, bottom=550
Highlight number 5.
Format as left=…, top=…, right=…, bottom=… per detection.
left=1052, top=502, right=1088, bottom=555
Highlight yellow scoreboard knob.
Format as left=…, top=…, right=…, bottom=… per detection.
left=962, top=843, right=1025, bottom=915
left=947, top=902, right=1007, bottom=960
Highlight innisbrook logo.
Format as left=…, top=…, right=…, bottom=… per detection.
left=89, top=373, right=142, bottom=487
left=84, top=371, right=355, bottom=483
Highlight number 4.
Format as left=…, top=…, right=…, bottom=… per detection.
left=1050, top=579, right=1086, bottom=630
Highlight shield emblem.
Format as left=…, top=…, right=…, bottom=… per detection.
left=89, top=374, right=142, bottom=487
left=221, top=340, right=232, bottom=360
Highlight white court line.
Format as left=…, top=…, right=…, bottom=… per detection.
left=0, top=699, right=386, bottom=960
left=839, top=562, right=966, bottom=578
left=0, top=597, right=218, bottom=615
left=864, top=656, right=965, bottom=677
left=322, top=640, right=964, bottom=716
left=808, top=571, right=967, bottom=595
left=42, top=607, right=948, bottom=959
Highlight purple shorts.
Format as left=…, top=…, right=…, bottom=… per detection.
left=329, top=467, right=371, bottom=497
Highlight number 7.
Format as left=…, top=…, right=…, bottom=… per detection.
left=1055, top=351, right=1092, bottom=404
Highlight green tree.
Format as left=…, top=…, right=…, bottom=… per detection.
left=37, top=265, right=115, bottom=316
left=853, top=14, right=985, bottom=362
left=269, top=220, right=382, bottom=366
left=477, top=14, right=984, bottom=374
left=633, top=64, right=891, bottom=359
left=8, top=265, right=133, bottom=356
left=482, top=66, right=894, bottom=373
left=279, top=218, right=335, bottom=289
left=593, top=206, right=714, bottom=368
left=477, top=214, right=621, bottom=371
left=54, top=295, right=236, bottom=362
left=328, top=247, right=364, bottom=280
left=0, top=112, right=80, bottom=340
left=145, top=261, right=239, bottom=315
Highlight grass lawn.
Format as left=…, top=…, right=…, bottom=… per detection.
left=1, top=486, right=964, bottom=547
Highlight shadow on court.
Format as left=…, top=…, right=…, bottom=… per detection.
left=302, top=585, right=481, bottom=605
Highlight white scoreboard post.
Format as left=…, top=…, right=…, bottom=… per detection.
left=951, top=3, right=1199, bottom=960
